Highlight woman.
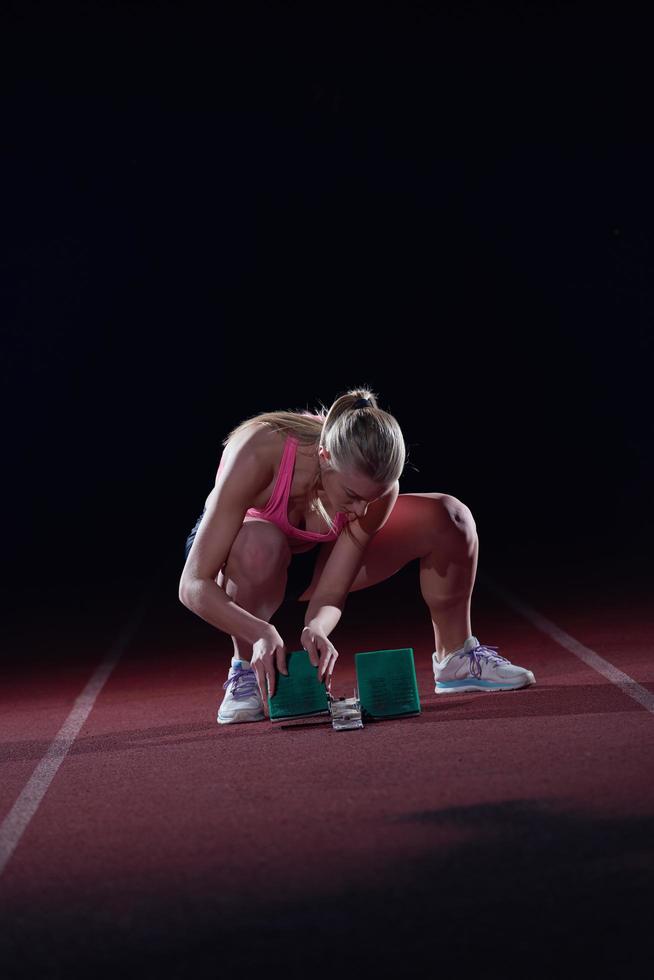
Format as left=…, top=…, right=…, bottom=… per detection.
left=179, top=387, right=535, bottom=724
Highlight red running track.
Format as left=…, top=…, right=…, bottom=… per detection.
left=1, top=556, right=653, bottom=979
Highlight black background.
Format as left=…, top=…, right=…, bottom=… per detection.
left=2, top=1, right=653, bottom=621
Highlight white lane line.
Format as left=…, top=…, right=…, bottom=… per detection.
left=477, top=570, right=654, bottom=715
left=0, top=570, right=162, bottom=879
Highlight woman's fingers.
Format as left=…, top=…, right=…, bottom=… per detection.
left=325, top=654, right=338, bottom=687
left=253, top=663, right=268, bottom=702
left=301, top=631, right=320, bottom=668
left=319, top=649, right=338, bottom=683
left=276, top=648, right=288, bottom=677
left=301, top=630, right=339, bottom=685
left=266, top=665, right=277, bottom=698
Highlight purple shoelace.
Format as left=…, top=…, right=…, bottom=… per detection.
left=462, top=643, right=511, bottom=679
left=223, top=666, right=260, bottom=701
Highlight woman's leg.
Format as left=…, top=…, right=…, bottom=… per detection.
left=297, top=493, right=478, bottom=658
left=217, top=518, right=293, bottom=662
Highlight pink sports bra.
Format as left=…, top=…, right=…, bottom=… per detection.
left=218, top=432, right=349, bottom=544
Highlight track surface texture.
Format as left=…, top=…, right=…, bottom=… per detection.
left=1, top=555, right=653, bottom=979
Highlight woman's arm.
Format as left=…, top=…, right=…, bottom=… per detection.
left=301, top=482, right=400, bottom=685
left=179, top=427, right=274, bottom=642
left=303, top=480, right=400, bottom=636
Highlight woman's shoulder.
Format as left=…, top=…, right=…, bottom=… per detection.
left=221, top=421, right=277, bottom=469
left=206, top=417, right=319, bottom=512
left=206, top=423, right=273, bottom=507
left=216, top=416, right=319, bottom=489
left=230, top=420, right=293, bottom=459
left=219, top=420, right=300, bottom=479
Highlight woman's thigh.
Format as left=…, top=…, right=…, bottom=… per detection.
left=216, top=518, right=328, bottom=603
left=222, top=517, right=293, bottom=580
left=296, top=492, right=464, bottom=601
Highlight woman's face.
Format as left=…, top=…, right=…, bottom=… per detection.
left=318, top=447, right=391, bottom=521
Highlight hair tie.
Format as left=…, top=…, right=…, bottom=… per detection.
left=352, top=397, right=371, bottom=409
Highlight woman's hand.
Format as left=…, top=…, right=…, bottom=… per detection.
left=251, top=624, right=288, bottom=701
left=301, top=625, right=339, bottom=690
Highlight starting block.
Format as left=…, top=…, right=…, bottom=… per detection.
left=268, top=647, right=420, bottom=728
left=268, top=649, right=331, bottom=722
left=267, top=649, right=363, bottom=729
left=355, top=647, right=421, bottom=720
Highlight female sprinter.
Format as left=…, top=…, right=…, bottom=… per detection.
left=179, top=388, right=535, bottom=724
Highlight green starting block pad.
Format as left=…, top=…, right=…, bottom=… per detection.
left=354, top=647, right=421, bottom=720
left=268, top=649, right=331, bottom=722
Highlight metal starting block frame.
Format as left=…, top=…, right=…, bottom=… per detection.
left=327, top=693, right=364, bottom=730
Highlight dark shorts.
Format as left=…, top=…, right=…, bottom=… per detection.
left=184, top=509, right=207, bottom=562
left=183, top=508, right=319, bottom=602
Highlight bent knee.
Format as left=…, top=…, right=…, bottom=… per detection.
left=227, top=521, right=292, bottom=585
left=441, top=495, right=477, bottom=542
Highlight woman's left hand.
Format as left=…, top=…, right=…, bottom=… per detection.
left=301, top=625, right=338, bottom=690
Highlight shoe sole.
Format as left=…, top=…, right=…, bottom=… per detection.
left=217, top=710, right=266, bottom=724
left=435, top=673, right=536, bottom=694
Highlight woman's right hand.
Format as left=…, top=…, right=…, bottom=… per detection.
left=251, top=624, right=288, bottom=702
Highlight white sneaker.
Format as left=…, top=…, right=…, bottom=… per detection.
left=217, top=659, right=266, bottom=724
left=432, top=636, right=536, bottom=694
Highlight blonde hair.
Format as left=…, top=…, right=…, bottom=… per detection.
left=222, top=386, right=405, bottom=541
